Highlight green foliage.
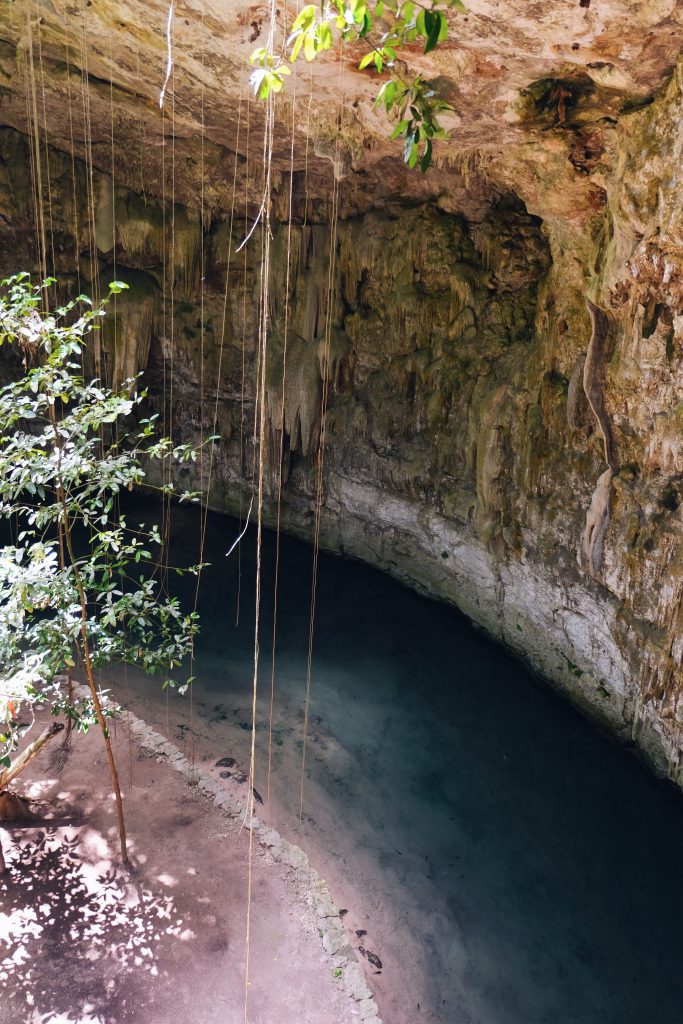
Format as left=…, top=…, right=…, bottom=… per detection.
left=0, top=274, right=204, bottom=771
left=249, top=47, right=292, bottom=100
left=249, top=0, right=466, bottom=171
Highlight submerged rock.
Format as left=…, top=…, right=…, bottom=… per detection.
left=359, top=948, right=383, bottom=971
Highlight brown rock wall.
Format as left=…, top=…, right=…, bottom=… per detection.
left=0, top=5, right=681, bottom=783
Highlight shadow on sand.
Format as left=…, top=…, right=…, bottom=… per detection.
left=0, top=821, right=191, bottom=1023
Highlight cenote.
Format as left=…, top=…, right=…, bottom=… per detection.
left=122, top=497, right=683, bottom=1024
left=1, top=5, right=683, bottom=1022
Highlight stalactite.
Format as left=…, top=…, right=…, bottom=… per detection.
left=566, top=354, right=589, bottom=431
left=579, top=466, right=615, bottom=578
left=583, top=299, right=619, bottom=472
left=578, top=299, right=620, bottom=579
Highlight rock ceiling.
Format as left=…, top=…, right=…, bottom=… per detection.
left=0, top=0, right=681, bottom=209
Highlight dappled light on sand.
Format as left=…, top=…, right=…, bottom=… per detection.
left=0, top=821, right=188, bottom=1022
left=0, top=720, right=353, bottom=1024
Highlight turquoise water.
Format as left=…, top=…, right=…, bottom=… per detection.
left=125, top=498, right=683, bottom=1024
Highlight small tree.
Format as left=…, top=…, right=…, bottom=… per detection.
left=0, top=275, right=202, bottom=871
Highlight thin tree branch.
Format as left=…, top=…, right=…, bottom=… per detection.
left=0, top=720, right=64, bottom=791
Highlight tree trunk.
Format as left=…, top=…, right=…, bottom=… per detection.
left=0, top=721, right=64, bottom=791
left=52, top=415, right=128, bottom=864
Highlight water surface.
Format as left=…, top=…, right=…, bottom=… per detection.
left=124, top=497, right=683, bottom=1024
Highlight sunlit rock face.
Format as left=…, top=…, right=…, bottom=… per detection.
left=0, top=3, right=681, bottom=783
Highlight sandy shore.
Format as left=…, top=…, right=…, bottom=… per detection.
left=0, top=711, right=359, bottom=1024
left=122, top=673, right=423, bottom=1024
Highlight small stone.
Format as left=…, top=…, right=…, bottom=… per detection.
left=258, top=828, right=281, bottom=848
left=214, top=793, right=237, bottom=811
left=316, top=891, right=338, bottom=919
left=359, top=947, right=382, bottom=970
left=344, top=962, right=372, bottom=1002
left=276, top=842, right=309, bottom=871
left=322, top=922, right=345, bottom=955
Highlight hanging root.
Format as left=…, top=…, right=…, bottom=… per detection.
left=159, top=2, right=175, bottom=110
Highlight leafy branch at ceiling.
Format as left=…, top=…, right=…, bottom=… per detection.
left=249, top=0, right=465, bottom=172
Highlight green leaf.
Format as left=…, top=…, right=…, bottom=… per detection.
left=318, top=22, right=334, bottom=49
left=249, top=47, right=268, bottom=66
left=291, top=4, right=317, bottom=33
left=303, top=31, right=317, bottom=61
left=424, top=11, right=442, bottom=53
left=360, top=10, right=372, bottom=36
left=351, top=0, right=367, bottom=25
left=420, top=138, right=433, bottom=172
left=249, top=68, right=267, bottom=96
left=359, top=51, right=375, bottom=70
left=391, top=118, right=411, bottom=139
left=374, top=80, right=389, bottom=108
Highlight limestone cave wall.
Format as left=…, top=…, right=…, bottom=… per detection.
left=0, top=3, right=681, bottom=785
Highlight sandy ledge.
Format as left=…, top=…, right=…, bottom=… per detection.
left=0, top=698, right=382, bottom=1024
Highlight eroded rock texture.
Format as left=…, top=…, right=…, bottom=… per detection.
left=0, top=2, right=681, bottom=782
